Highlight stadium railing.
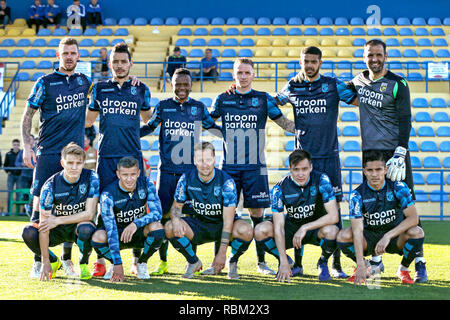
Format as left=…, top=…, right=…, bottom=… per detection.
left=0, top=62, right=20, bottom=134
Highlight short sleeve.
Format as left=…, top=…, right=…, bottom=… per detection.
left=319, top=174, right=336, bottom=203
left=393, top=181, right=414, bottom=209
left=266, top=93, right=283, bottom=120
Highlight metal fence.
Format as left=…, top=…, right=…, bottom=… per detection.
left=0, top=62, right=20, bottom=134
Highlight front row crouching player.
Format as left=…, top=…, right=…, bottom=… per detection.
left=337, top=150, right=428, bottom=284
left=22, top=143, right=99, bottom=280
left=254, top=149, right=339, bottom=282
left=165, top=142, right=254, bottom=279
left=91, top=156, right=164, bottom=281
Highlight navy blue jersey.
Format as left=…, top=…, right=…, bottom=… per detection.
left=349, top=180, right=414, bottom=233
left=271, top=170, right=336, bottom=226
left=140, top=97, right=218, bottom=174
left=40, top=169, right=100, bottom=217
left=210, top=89, right=283, bottom=169
left=88, top=79, right=151, bottom=157
left=100, top=176, right=162, bottom=265
left=27, top=70, right=92, bottom=155
left=174, top=168, right=237, bottom=224
left=276, top=74, right=356, bottom=158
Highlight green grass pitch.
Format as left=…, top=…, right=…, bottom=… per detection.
left=0, top=216, right=449, bottom=300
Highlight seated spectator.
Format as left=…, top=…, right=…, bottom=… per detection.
left=15, top=135, right=35, bottom=216
left=194, top=48, right=218, bottom=82
left=93, top=47, right=110, bottom=83
left=4, top=139, right=21, bottom=214
left=27, top=0, right=46, bottom=33
left=84, top=134, right=97, bottom=170
left=66, top=0, right=86, bottom=32
left=44, top=0, right=62, bottom=28
left=0, top=0, right=11, bottom=29
left=166, top=46, right=187, bottom=81
left=86, top=0, right=102, bottom=26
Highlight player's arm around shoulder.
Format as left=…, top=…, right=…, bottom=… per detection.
left=267, top=93, right=295, bottom=133
left=140, top=84, right=152, bottom=124
left=86, top=82, right=99, bottom=128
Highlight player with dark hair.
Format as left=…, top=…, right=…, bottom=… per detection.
left=337, top=150, right=427, bottom=284
left=165, top=142, right=253, bottom=279
left=86, top=42, right=151, bottom=277
left=139, top=68, right=220, bottom=276
left=211, top=57, right=296, bottom=275
left=21, top=142, right=99, bottom=280
left=91, top=156, right=164, bottom=281
left=254, top=149, right=340, bottom=282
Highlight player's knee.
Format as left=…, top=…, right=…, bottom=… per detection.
left=91, top=230, right=107, bottom=243
left=406, top=226, right=424, bottom=239
left=322, top=225, right=339, bottom=239
left=233, top=221, right=253, bottom=242
left=337, top=227, right=353, bottom=243
left=77, top=223, right=96, bottom=242
left=254, top=221, right=273, bottom=241
left=146, top=221, right=164, bottom=233
left=164, top=221, right=174, bottom=238
left=22, top=224, right=39, bottom=243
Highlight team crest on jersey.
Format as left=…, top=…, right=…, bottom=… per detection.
left=131, top=86, right=137, bottom=95
left=321, top=83, right=328, bottom=93
left=79, top=184, right=87, bottom=195
left=77, top=77, right=83, bottom=86
left=251, top=97, right=259, bottom=107
left=310, top=186, right=317, bottom=197
left=386, top=191, right=394, bottom=201
left=138, top=188, right=146, bottom=199
left=191, top=106, right=197, bottom=116
left=380, top=83, right=388, bottom=92
left=214, top=186, right=221, bottom=197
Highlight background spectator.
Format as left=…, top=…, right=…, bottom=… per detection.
left=194, top=48, right=218, bottom=82
left=84, top=134, right=97, bottom=170
left=4, top=139, right=21, bottom=213
left=44, top=0, right=61, bottom=28
left=86, top=0, right=102, bottom=26
left=93, top=47, right=110, bottom=83
left=15, top=135, right=35, bottom=216
left=66, top=0, right=86, bottom=32
left=166, top=46, right=186, bottom=81
left=0, top=0, right=11, bottom=29
left=27, top=0, right=46, bottom=33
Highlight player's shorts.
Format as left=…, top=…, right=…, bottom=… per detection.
left=222, top=167, right=270, bottom=208
left=96, top=225, right=148, bottom=249
left=282, top=219, right=322, bottom=250
left=311, top=156, right=343, bottom=203
left=31, top=153, right=63, bottom=197
left=48, top=224, right=78, bottom=246
left=157, top=171, right=195, bottom=217
left=362, top=149, right=415, bottom=200
left=97, top=153, right=144, bottom=193
left=182, top=215, right=240, bottom=246
left=363, top=229, right=402, bottom=256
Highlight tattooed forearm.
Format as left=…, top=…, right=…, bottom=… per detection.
left=21, top=107, right=37, bottom=148
left=170, top=204, right=183, bottom=219
left=274, top=115, right=295, bottom=133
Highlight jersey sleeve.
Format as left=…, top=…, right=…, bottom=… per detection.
left=133, top=179, right=163, bottom=227
left=393, top=181, right=414, bottom=209
left=275, top=82, right=291, bottom=106
left=266, top=93, right=283, bottom=120
left=39, top=179, right=54, bottom=211
left=88, top=171, right=100, bottom=198
left=27, top=78, right=46, bottom=110
left=349, top=190, right=363, bottom=219
left=222, top=178, right=237, bottom=207
left=141, top=84, right=152, bottom=111
left=270, top=184, right=285, bottom=213
left=174, top=173, right=187, bottom=203
left=393, top=78, right=412, bottom=149
left=335, top=78, right=357, bottom=104
left=140, top=102, right=161, bottom=137
left=319, top=174, right=336, bottom=203
left=100, top=191, right=122, bottom=265
left=209, top=96, right=221, bottom=119
left=87, top=83, right=100, bottom=112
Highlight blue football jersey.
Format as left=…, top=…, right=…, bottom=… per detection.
left=270, top=170, right=335, bottom=226
left=40, top=168, right=99, bottom=216
left=88, top=79, right=151, bottom=157
left=210, top=89, right=283, bottom=169
left=174, top=168, right=237, bottom=224
left=276, top=75, right=356, bottom=158
left=27, top=71, right=92, bottom=155
left=349, top=180, right=414, bottom=233
left=140, top=97, right=218, bottom=174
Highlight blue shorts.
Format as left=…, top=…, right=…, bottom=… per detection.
left=182, top=215, right=240, bottom=246
left=97, top=154, right=144, bottom=193
left=96, top=225, right=147, bottom=250
left=157, top=171, right=195, bottom=217
left=31, top=153, right=63, bottom=197
left=284, top=219, right=322, bottom=250
left=363, top=229, right=402, bottom=256
left=311, top=156, right=343, bottom=202
left=222, top=167, right=270, bottom=208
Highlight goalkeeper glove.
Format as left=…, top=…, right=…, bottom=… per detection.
left=386, top=146, right=407, bottom=182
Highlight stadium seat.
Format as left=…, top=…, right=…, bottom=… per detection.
left=415, top=112, right=432, bottom=122
left=367, top=28, right=381, bottom=36
left=410, top=156, right=421, bottom=168
left=211, top=17, right=225, bottom=25
left=343, top=140, right=361, bottom=151
left=285, top=140, right=295, bottom=151
left=68, top=29, right=82, bottom=36
left=428, top=17, right=442, bottom=25
left=238, top=49, right=253, bottom=57
left=430, top=190, right=449, bottom=202
left=11, top=49, right=25, bottom=58
left=417, top=38, right=432, bottom=46
left=436, top=49, right=450, bottom=58
left=272, top=28, right=287, bottom=36
left=134, top=17, right=148, bottom=26
left=149, top=171, right=158, bottom=182
left=288, top=28, right=302, bottom=36
left=385, top=38, right=400, bottom=46
left=17, top=72, right=30, bottom=81
left=430, top=98, right=446, bottom=108
left=401, top=38, right=415, bottom=46
left=433, top=38, right=448, bottom=46
left=414, top=190, right=428, bottom=202
left=431, top=28, right=445, bottom=36
left=423, top=156, right=441, bottom=168
left=345, top=172, right=363, bottom=185
left=118, top=17, right=131, bottom=25
left=304, top=28, right=318, bottom=36
left=199, top=97, right=212, bottom=108
left=412, top=98, right=428, bottom=108
left=149, top=155, right=160, bottom=167
left=210, top=28, right=224, bottom=36
left=165, top=17, right=179, bottom=25
left=417, top=126, right=435, bottom=136
left=257, top=28, right=271, bottom=36
left=80, top=39, right=94, bottom=47
left=225, top=28, right=239, bottom=36
left=388, top=49, right=401, bottom=58
left=177, top=28, right=192, bottom=36
left=17, top=39, right=31, bottom=47
left=413, top=172, right=425, bottom=185
left=37, top=60, right=52, bottom=69
left=420, top=141, right=438, bottom=152
left=103, top=17, right=116, bottom=25
left=208, top=38, right=222, bottom=46
left=320, top=28, right=334, bottom=36
left=319, top=17, right=333, bottom=25
left=440, top=141, right=450, bottom=152
left=388, top=61, right=403, bottom=69
left=408, top=73, right=424, bottom=81
left=414, top=28, right=429, bottom=36
left=257, top=17, right=271, bottom=25
left=383, top=28, right=397, bottom=36
left=84, top=28, right=97, bottom=36
left=240, top=38, right=255, bottom=46
left=349, top=17, right=364, bottom=25
left=341, top=111, right=358, bottom=121
left=32, top=39, right=47, bottom=47
left=224, top=38, right=238, bottom=46
left=335, top=17, right=349, bottom=25
left=94, top=39, right=109, bottom=47
left=192, top=38, right=206, bottom=46
left=111, top=39, right=125, bottom=46
left=344, top=156, right=362, bottom=167
left=288, top=17, right=302, bottom=25
left=222, top=49, right=236, bottom=58
left=99, top=28, right=113, bottom=36
left=226, top=17, right=240, bottom=25
left=381, top=17, right=395, bottom=25
left=443, top=157, right=450, bottom=168
left=186, top=60, right=200, bottom=69
left=337, top=38, right=352, bottom=46
left=335, top=28, right=350, bottom=36
left=79, top=49, right=89, bottom=58
left=420, top=49, right=434, bottom=58
left=426, top=173, right=442, bottom=185
left=0, top=49, right=9, bottom=57
left=399, top=27, right=413, bottom=36
left=408, top=140, right=419, bottom=152
left=0, top=39, right=14, bottom=47
left=337, top=61, right=352, bottom=69
left=444, top=17, right=450, bottom=26
left=353, top=38, right=366, bottom=46
left=241, top=27, right=255, bottom=36
left=256, top=38, right=271, bottom=46
left=403, top=49, right=418, bottom=58
left=140, top=140, right=150, bottom=151
left=412, top=17, right=426, bottom=25
left=433, top=112, right=450, bottom=122
left=180, top=17, right=194, bottom=25
left=150, top=140, right=159, bottom=151
left=218, top=72, right=233, bottom=81
left=21, top=60, right=36, bottom=69
left=397, top=17, right=411, bottom=25
left=195, top=17, right=209, bottom=25
left=351, top=27, right=366, bottom=36
left=188, top=49, right=203, bottom=58
left=37, top=28, right=51, bottom=36
left=90, top=49, right=100, bottom=57
left=273, top=17, right=287, bottom=25
left=194, top=28, right=208, bottom=36
left=31, top=72, right=45, bottom=81
left=436, top=126, right=450, bottom=137
left=255, top=48, right=270, bottom=57
left=342, top=126, right=359, bottom=136
left=304, top=17, right=318, bottom=25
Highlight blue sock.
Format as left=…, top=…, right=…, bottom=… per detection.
left=91, top=241, right=113, bottom=263
left=76, top=224, right=95, bottom=265
left=337, top=241, right=357, bottom=262
left=169, top=236, right=198, bottom=264
left=318, top=238, right=337, bottom=265
left=229, top=238, right=252, bottom=264
left=251, top=216, right=266, bottom=263
left=401, top=238, right=424, bottom=268
left=294, top=245, right=304, bottom=267
left=256, top=237, right=280, bottom=262
left=138, top=229, right=165, bottom=263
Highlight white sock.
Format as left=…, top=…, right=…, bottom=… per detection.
left=398, top=264, right=409, bottom=272
left=415, top=257, right=426, bottom=264
left=371, top=255, right=382, bottom=263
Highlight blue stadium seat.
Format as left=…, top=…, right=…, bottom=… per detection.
left=84, top=28, right=97, bottom=36
left=353, top=38, right=366, bottom=46
left=350, top=17, right=364, bottom=25
left=199, top=97, right=212, bottom=108
left=191, top=38, right=206, bottom=46
left=444, top=17, right=450, bottom=26
left=423, top=156, right=441, bottom=168
left=226, top=17, right=240, bottom=25
left=430, top=98, right=446, bottom=108
left=150, top=140, right=159, bottom=151
left=413, top=173, right=425, bottom=185
left=52, top=28, right=66, bottom=36
left=381, top=17, right=395, bottom=25
left=80, top=39, right=94, bottom=47
left=272, top=28, right=287, bottom=36
left=180, top=17, right=194, bottom=25
left=428, top=17, right=442, bottom=25
left=401, top=38, right=415, bottom=46
left=241, top=17, right=256, bottom=25
left=211, top=49, right=220, bottom=57
left=410, top=127, right=416, bottom=137
left=408, top=73, right=424, bottom=81
left=420, top=49, right=434, bottom=58
left=388, top=49, right=402, bottom=58
left=383, top=28, right=397, bottom=36
left=17, top=72, right=30, bottom=81
left=238, top=49, right=253, bottom=57
left=353, top=49, right=364, bottom=58
left=37, top=60, right=52, bottom=69
left=177, top=28, right=192, bottom=36
left=140, top=140, right=150, bottom=151
left=414, top=190, right=428, bottom=202
left=430, top=190, right=449, bottom=202
left=436, top=49, right=450, bottom=58
left=37, top=28, right=51, bottom=36
left=149, top=155, right=160, bottom=167
left=240, top=38, right=254, bottom=46
left=436, top=126, right=450, bottom=137
left=344, top=156, right=362, bottom=167
left=343, top=140, right=361, bottom=151
left=90, top=49, right=100, bottom=57
left=152, top=126, right=160, bottom=136
left=338, top=72, right=353, bottom=81
left=11, top=49, right=24, bottom=57
left=210, top=28, right=224, bottom=36
left=304, top=28, right=318, bottom=36
left=134, top=17, right=148, bottom=26
left=415, top=112, right=432, bottom=122
left=417, top=38, right=432, bottom=46
left=433, top=38, right=448, bottom=46
left=149, top=97, right=159, bottom=107
left=256, top=28, right=271, bottom=36
left=417, top=126, right=435, bottom=136
left=79, top=49, right=89, bottom=58
left=68, top=29, right=82, bottom=36
left=420, top=141, right=438, bottom=152
left=443, top=157, right=450, bottom=168
left=408, top=140, right=419, bottom=152
left=220, top=60, right=234, bottom=69
left=345, top=172, right=363, bottom=184
left=414, top=28, right=429, bottom=36
left=431, top=28, right=445, bottom=36
left=219, top=72, right=233, bottom=81
left=412, top=98, right=428, bottom=108
left=319, top=17, right=333, bottom=25
left=367, top=28, right=381, bottom=36
left=336, top=28, right=350, bottom=36
left=241, top=27, right=255, bottom=36
left=304, top=17, right=318, bottom=25
left=257, top=17, right=271, bottom=25
left=288, top=17, right=302, bottom=25
left=21, top=60, right=36, bottom=69
left=323, top=72, right=337, bottom=78
left=320, top=28, right=334, bottom=36
left=149, top=171, right=158, bottom=182
left=285, top=140, right=295, bottom=151
left=288, top=28, right=302, bottom=36
left=103, top=18, right=116, bottom=26
left=403, top=49, right=418, bottom=58
left=17, top=39, right=31, bottom=47
left=194, top=28, right=208, bottom=36
left=225, top=28, right=239, bottom=36
left=426, top=173, right=442, bottom=185
left=31, top=72, right=45, bottom=81
left=385, top=38, right=399, bottom=46
left=335, top=17, right=349, bottom=25
left=211, top=17, right=225, bottom=25
left=337, top=61, right=352, bottom=69
left=224, top=38, right=238, bottom=46
left=399, top=27, right=413, bottom=36
left=440, top=141, right=450, bottom=152
left=99, top=28, right=113, bottom=36
left=388, top=61, right=403, bottom=69
left=287, top=61, right=300, bottom=69
left=351, top=27, right=365, bottom=36
left=342, top=126, right=359, bottom=136
left=165, top=17, right=179, bottom=25
left=0, top=39, right=14, bottom=47
left=186, top=60, right=200, bottom=69
left=32, top=39, right=46, bottom=47
left=208, top=38, right=222, bottom=46
left=95, top=39, right=109, bottom=47
left=412, top=17, right=426, bottom=25
left=114, top=27, right=129, bottom=35
left=148, top=17, right=163, bottom=25
left=410, top=156, right=421, bottom=168
left=433, top=112, right=450, bottom=122
left=341, top=111, right=358, bottom=121
left=397, top=17, right=411, bottom=25
left=273, top=17, right=287, bottom=25
left=222, top=49, right=236, bottom=58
